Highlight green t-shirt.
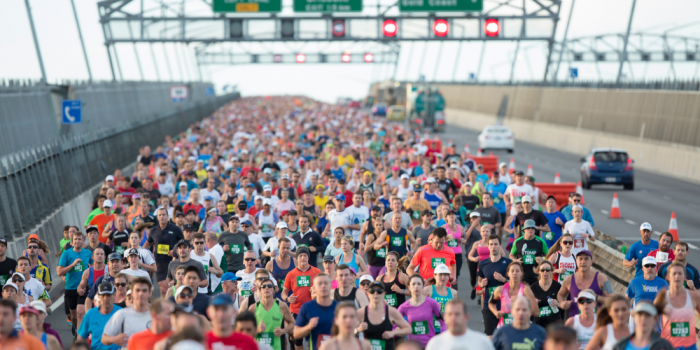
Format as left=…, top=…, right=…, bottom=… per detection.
left=59, top=238, right=71, bottom=253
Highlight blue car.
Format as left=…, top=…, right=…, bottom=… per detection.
left=580, top=148, right=634, bottom=190
left=371, top=103, right=387, bottom=117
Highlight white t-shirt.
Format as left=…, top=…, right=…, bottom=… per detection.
left=102, top=307, right=152, bottom=350
left=564, top=219, right=596, bottom=255
left=346, top=205, right=370, bottom=243
left=235, top=268, right=277, bottom=298
left=396, top=184, right=411, bottom=201
left=425, top=329, right=495, bottom=350
left=190, top=251, right=212, bottom=294
left=208, top=244, right=225, bottom=291
left=247, top=233, right=267, bottom=259
left=157, top=181, right=175, bottom=197
left=327, top=209, right=354, bottom=244
left=506, top=183, right=535, bottom=214
left=263, top=236, right=298, bottom=255
left=199, top=188, right=221, bottom=205
left=123, top=247, right=156, bottom=267
left=120, top=268, right=151, bottom=280
left=499, top=173, right=512, bottom=185
left=256, top=210, right=279, bottom=238
left=24, top=277, right=47, bottom=301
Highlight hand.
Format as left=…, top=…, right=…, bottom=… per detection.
left=251, top=284, right=257, bottom=293
left=495, top=311, right=504, bottom=319
left=493, top=272, right=505, bottom=282
left=357, top=322, right=368, bottom=333
left=78, top=287, right=86, bottom=296
left=381, top=241, right=389, bottom=247
left=168, top=280, right=175, bottom=287
left=308, top=317, right=319, bottom=329
left=561, top=301, right=572, bottom=310
left=687, top=280, right=696, bottom=290
left=274, top=327, right=286, bottom=337
left=115, top=333, right=129, bottom=347
left=288, top=295, right=297, bottom=303
left=391, top=284, right=403, bottom=294
left=554, top=268, right=564, bottom=274
left=258, top=322, right=267, bottom=333
left=358, top=243, right=364, bottom=252
left=415, top=238, right=422, bottom=246
left=555, top=218, right=563, bottom=226
left=382, top=331, right=394, bottom=339
left=460, top=237, right=467, bottom=245
left=582, top=233, right=590, bottom=239
left=309, top=246, right=317, bottom=252
left=72, top=259, right=83, bottom=267
left=271, top=250, right=278, bottom=258
left=629, top=258, right=638, bottom=266
left=480, top=278, right=489, bottom=288
left=549, top=299, right=560, bottom=308
left=168, top=250, right=174, bottom=257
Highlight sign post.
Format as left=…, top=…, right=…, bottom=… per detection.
left=170, top=86, right=189, bottom=102
left=569, top=67, right=578, bottom=79
left=213, top=0, right=281, bottom=12
left=61, top=100, right=82, bottom=124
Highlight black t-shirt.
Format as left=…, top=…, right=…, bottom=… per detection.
left=478, top=256, right=512, bottom=310
left=530, top=280, right=564, bottom=328
left=458, top=195, right=481, bottom=217
left=140, top=155, right=155, bottom=166
left=437, top=178, right=457, bottom=199
left=110, top=229, right=132, bottom=255
left=135, top=214, right=157, bottom=225
left=475, top=206, right=502, bottom=226
left=0, top=258, right=18, bottom=287
left=147, top=223, right=185, bottom=263
left=511, top=237, right=548, bottom=284
left=86, top=242, right=112, bottom=258
left=515, top=210, right=549, bottom=236
left=144, top=188, right=162, bottom=206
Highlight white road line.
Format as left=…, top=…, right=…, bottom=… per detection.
left=601, top=210, right=610, bottom=215
left=49, top=295, right=64, bottom=312
left=625, top=219, right=636, bottom=225
left=663, top=196, right=671, bottom=200
left=653, top=231, right=662, bottom=236
left=688, top=243, right=700, bottom=250
left=613, top=237, right=700, bottom=243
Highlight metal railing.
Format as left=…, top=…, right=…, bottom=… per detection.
left=402, top=79, right=700, bottom=92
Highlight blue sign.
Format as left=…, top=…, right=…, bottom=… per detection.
left=62, top=100, right=82, bottom=124
left=419, top=74, right=426, bottom=82
left=569, top=67, right=578, bottom=78
left=205, top=87, right=214, bottom=96
left=469, top=72, right=476, bottom=80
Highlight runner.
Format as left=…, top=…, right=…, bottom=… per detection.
left=266, top=237, right=295, bottom=300
left=657, top=241, right=700, bottom=289
left=423, top=264, right=456, bottom=318
left=283, top=247, right=322, bottom=350
left=627, top=257, right=668, bottom=307
left=514, top=196, right=550, bottom=240
left=585, top=294, right=633, bottom=350
left=503, top=171, right=534, bottom=217
left=565, top=289, right=598, bottom=350
left=485, top=172, right=508, bottom=238
left=204, top=294, right=258, bottom=350
left=217, top=216, right=254, bottom=275
left=563, top=205, right=595, bottom=255
left=248, top=277, right=295, bottom=350
left=561, top=193, right=595, bottom=226
left=257, top=199, right=280, bottom=241
left=398, top=275, right=444, bottom=348
left=404, top=185, right=432, bottom=227
left=0, top=299, right=45, bottom=350
left=407, top=227, right=456, bottom=285
left=488, top=262, right=538, bottom=328
left=78, top=282, right=122, bottom=350
left=324, top=227, right=345, bottom=259
left=468, top=225, right=500, bottom=299
left=58, top=230, right=93, bottom=331
left=290, top=215, right=325, bottom=267
left=654, top=261, right=700, bottom=350
left=557, top=250, right=613, bottom=318
left=143, top=207, right=185, bottom=294
left=333, top=264, right=369, bottom=308
left=542, top=196, right=567, bottom=248
left=237, top=251, right=278, bottom=305
left=530, top=260, right=563, bottom=329
left=422, top=177, right=448, bottom=211
left=410, top=210, right=436, bottom=250
left=425, top=299, right=494, bottom=350
left=293, top=273, right=337, bottom=350
left=85, top=253, right=123, bottom=310
left=547, top=233, right=577, bottom=284
left=509, top=220, right=549, bottom=285
left=478, top=234, right=512, bottom=338
left=365, top=218, right=387, bottom=279
left=612, top=302, right=672, bottom=350
left=357, top=280, right=411, bottom=350
left=190, top=233, right=223, bottom=295
left=491, top=296, right=547, bottom=350
left=126, top=299, right=174, bottom=350
left=263, top=222, right=298, bottom=259
left=443, top=210, right=465, bottom=289
left=101, top=277, right=153, bottom=350
left=125, top=231, right=157, bottom=274
left=335, top=236, right=369, bottom=278
left=646, top=231, right=675, bottom=266
left=166, top=240, right=208, bottom=291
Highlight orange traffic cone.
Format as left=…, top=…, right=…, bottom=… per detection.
left=477, top=149, right=483, bottom=157
left=554, top=172, right=561, bottom=184
left=669, top=212, right=679, bottom=241
left=509, top=158, right=516, bottom=174
left=576, top=182, right=585, bottom=204
left=464, top=144, right=470, bottom=155
left=609, top=193, right=621, bottom=219
left=527, top=164, right=534, bottom=176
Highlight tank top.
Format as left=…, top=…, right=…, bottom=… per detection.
left=224, top=193, right=237, bottom=213
left=272, top=258, right=296, bottom=300
left=339, top=253, right=360, bottom=274
left=424, top=191, right=441, bottom=210
left=573, top=315, right=596, bottom=350
left=41, top=333, right=47, bottom=349
left=554, top=252, right=577, bottom=283
left=334, top=287, right=359, bottom=309
left=258, top=211, right=277, bottom=238
left=364, top=305, right=395, bottom=350
left=430, top=285, right=453, bottom=314
left=287, top=225, right=300, bottom=237
left=303, top=204, right=317, bottom=222
left=367, top=233, right=386, bottom=267
left=497, top=282, right=524, bottom=327
left=255, top=300, right=283, bottom=350
left=476, top=240, right=490, bottom=262
left=397, top=184, right=411, bottom=201
left=88, top=266, right=106, bottom=289
left=602, top=323, right=634, bottom=350
left=569, top=272, right=603, bottom=316
left=358, top=182, right=375, bottom=195
left=386, top=228, right=408, bottom=257
left=382, top=272, right=406, bottom=308
left=444, top=225, right=463, bottom=254
left=661, top=290, right=697, bottom=348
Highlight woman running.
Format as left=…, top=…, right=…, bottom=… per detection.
left=566, top=289, right=598, bottom=350
left=365, top=219, right=387, bottom=279
left=585, top=294, right=633, bottom=350
left=320, top=302, right=371, bottom=350
left=324, top=227, right=346, bottom=258
left=443, top=210, right=465, bottom=288
left=488, top=261, right=538, bottom=328
left=165, top=265, right=187, bottom=299
left=335, top=235, right=369, bottom=278
left=377, top=252, right=409, bottom=308
left=357, top=281, right=411, bottom=350
left=422, top=264, right=456, bottom=334
left=547, top=233, right=577, bottom=284
left=612, top=301, right=672, bottom=350
left=654, top=261, right=700, bottom=350
left=531, top=260, right=564, bottom=329
left=398, top=275, right=444, bottom=348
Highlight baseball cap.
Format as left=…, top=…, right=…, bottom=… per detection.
left=434, top=264, right=451, bottom=275
left=175, top=285, right=194, bottom=298
left=108, top=252, right=122, bottom=261
left=210, top=293, right=234, bottom=307
left=19, top=306, right=39, bottom=316
left=3, top=283, right=17, bottom=292
left=0, top=238, right=6, bottom=247
left=296, top=247, right=310, bottom=258
left=521, top=196, right=532, bottom=203
left=175, top=211, right=185, bottom=217
left=522, top=219, right=537, bottom=230
left=413, top=184, right=422, bottom=191
left=220, top=272, right=242, bottom=282
left=576, top=250, right=593, bottom=259
left=642, top=256, right=657, bottom=266
left=632, top=302, right=658, bottom=317
left=422, top=209, right=434, bottom=216
left=176, top=239, right=191, bottom=248
left=426, top=177, right=436, bottom=184
left=263, top=168, right=272, bottom=174
left=29, top=301, right=47, bottom=314
left=228, top=216, right=240, bottom=222
left=514, top=197, right=522, bottom=204
left=323, top=255, right=336, bottom=262
left=400, top=174, right=410, bottom=180
left=576, top=291, right=597, bottom=302
left=514, top=170, right=524, bottom=176
left=207, top=207, right=218, bottom=213
left=281, top=174, right=290, bottom=180
left=241, top=220, right=253, bottom=227
left=11, top=272, right=24, bottom=282
left=237, top=201, right=247, bottom=210
left=280, top=210, right=289, bottom=217
left=28, top=233, right=39, bottom=242
left=98, top=281, right=116, bottom=295
left=245, top=183, right=255, bottom=188
left=469, top=211, right=481, bottom=218
left=335, top=193, right=346, bottom=201
left=368, top=281, right=385, bottom=290
left=359, top=275, right=374, bottom=284
left=640, top=222, right=652, bottom=231
left=392, top=166, right=400, bottom=171
left=276, top=222, right=288, bottom=229
left=179, top=182, right=188, bottom=188
left=263, top=184, right=272, bottom=191
left=196, top=159, right=204, bottom=164
left=464, top=181, right=473, bottom=187
left=126, top=248, right=139, bottom=257
left=106, top=175, right=115, bottom=182
left=183, top=224, right=196, bottom=231
left=363, top=171, right=372, bottom=178
left=263, top=198, right=272, bottom=206
left=204, top=196, right=214, bottom=201
left=499, top=162, right=507, bottom=168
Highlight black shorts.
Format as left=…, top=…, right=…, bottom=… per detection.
left=156, top=260, right=170, bottom=282
left=482, top=308, right=499, bottom=336
left=65, top=289, right=86, bottom=310
left=500, top=212, right=507, bottom=225
left=290, top=313, right=303, bottom=346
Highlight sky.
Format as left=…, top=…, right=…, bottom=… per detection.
left=1, top=0, right=699, bottom=102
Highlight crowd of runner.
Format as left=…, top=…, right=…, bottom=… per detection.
left=1, top=96, right=699, bottom=350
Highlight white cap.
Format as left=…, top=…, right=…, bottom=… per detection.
left=499, top=162, right=507, bottom=168
left=434, top=264, right=451, bottom=275
left=359, top=275, right=374, bottom=283
left=263, top=184, right=272, bottom=191
left=175, top=285, right=194, bottom=298
left=576, top=291, right=596, bottom=302
left=254, top=196, right=264, bottom=201
left=469, top=211, right=481, bottom=218
left=642, top=256, right=657, bottom=266
left=11, top=272, right=24, bottom=282
left=105, top=175, right=115, bottom=182
left=400, top=174, right=410, bottom=180
left=632, top=302, right=658, bottom=317
left=522, top=195, right=532, bottom=203
left=426, top=177, right=436, bottom=184
left=196, top=159, right=204, bottom=163
left=103, top=199, right=113, bottom=207
left=464, top=181, right=473, bottom=187
left=276, top=222, right=288, bottom=229
left=30, top=300, right=47, bottom=314
left=640, top=222, right=652, bottom=231
left=173, top=147, right=181, bottom=152
left=281, top=174, right=290, bottom=180
left=263, top=198, right=272, bottom=206
left=179, top=182, right=188, bottom=188
left=2, top=283, right=17, bottom=291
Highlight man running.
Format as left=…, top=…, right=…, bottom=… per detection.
left=657, top=241, right=700, bottom=290
left=85, top=252, right=123, bottom=310
left=332, top=264, right=369, bottom=308
left=627, top=257, right=667, bottom=307
left=478, top=234, right=512, bottom=338
left=293, top=273, right=338, bottom=350
left=491, top=296, right=547, bottom=350
left=647, top=231, right=675, bottom=266
left=624, top=222, right=659, bottom=278
left=102, top=277, right=154, bottom=349
left=0, top=238, right=17, bottom=289
left=247, top=277, right=296, bottom=350
left=509, top=220, right=549, bottom=285
left=283, top=247, right=322, bottom=350
left=542, top=196, right=567, bottom=248
left=408, top=227, right=456, bottom=285
left=557, top=250, right=612, bottom=318
left=205, top=294, right=258, bottom=350
left=217, top=216, right=253, bottom=275
left=78, top=282, right=122, bottom=350
left=143, top=207, right=184, bottom=295
left=58, top=230, right=93, bottom=331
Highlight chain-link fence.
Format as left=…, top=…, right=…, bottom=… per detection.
left=0, top=81, right=238, bottom=242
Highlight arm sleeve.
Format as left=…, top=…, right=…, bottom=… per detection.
left=58, top=251, right=68, bottom=267
left=294, top=304, right=308, bottom=327
left=166, top=262, right=174, bottom=280
left=244, top=236, right=253, bottom=251
left=143, top=250, right=155, bottom=265
left=410, top=249, right=421, bottom=267
left=510, top=240, right=519, bottom=256
left=624, top=245, right=633, bottom=260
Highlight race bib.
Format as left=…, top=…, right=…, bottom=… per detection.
left=502, top=313, right=513, bottom=325
left=544, top=231, right=554, bottom=241
left=412, top=211, right=420, bottom=219
left=656, top=251, right=669, bottom=264
left=297, top=275, right=311, bottom=287
left=559, top=270, right=574, bottom=282
left=115, top=246, right=126, bottom=255
left=433, top=316, right=441, bottom=333
left=671, top=322, right=690, bottom=337
left=369, top=339, right=385, bottom=350
left=278, top=278, right=285, bottom=288
left=261, top=224, right=272, bottom=233
left=316, top=334, right=332, bottom=348
left=203, top=265, right=209, bottom=275
left=257, top=333, right=274, bottom=346
left=240, top=289, right=252, bottom=298
left=230, top=244, right=242, bottom=254
left=72, top=261, right=86, bottom=272
left=574, top=235, right=584, bottom=249
left=376, top=247, right=387, bottom=258
left=391, top=236, right=405, bottom=247
left=539, top=306, right=553, bottom=317
left=0, top=275, right=7, bottom=286
left=157, top=244, right=170, bottom=255
left=523, top=253, right=535, bottom=265
left=227, top=204, right=235, bottom=213
left=487, top=286, right=498, bottom=299
left=411, top=321, right=428, bottom=335
left=384, top=293, right=397, bottom=306
left=493, top=197, right=501, bottom=204
left=431, top=258, right=446, bottom=269
left=447, top=238, right=458, bottom=247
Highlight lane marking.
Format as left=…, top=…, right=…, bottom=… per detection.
left=613, top=237, right=700, bottom=244
left=601, top=210, right=609, bottom=215
left=688, top=243, right=700, bottom=250
left=50, top=295, right=64, bottom=312
left=625, top=219, right=637, bottom=225
left=653, top=231, right=662, bottom=236
left=664, top=196, right=671, bottom=200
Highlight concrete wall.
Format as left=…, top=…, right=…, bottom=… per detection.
left=445, top=108, right=700, bottom=183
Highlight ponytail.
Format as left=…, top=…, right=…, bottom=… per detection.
left=595, top=294, right=629, bottom=328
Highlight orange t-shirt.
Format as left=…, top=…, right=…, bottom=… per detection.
left=89, top=213, right=115, bottom=244
left=410, top=246, right=456, bottom=281
left=283, top=266, right=322, bottom=314
left=0, top=332, right=46, bottom=350
left=127, top=329, right=174, bottom=350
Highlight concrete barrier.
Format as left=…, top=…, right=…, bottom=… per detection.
left=445, top=108, right=700, bottom=184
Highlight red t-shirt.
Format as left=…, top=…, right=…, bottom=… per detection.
left=410, top=246, right=456, bottom=281
left=648, top=249, right=675, bottom=266
left=183, top=203, right=204, bottom=215
left=127, top=329, right=173, bottom=350
left=205, top=331, right=259, bottom=350
left=335, top=190, right=354, bottom=206
left=89, top=213, right=115, bottom=244
left=247, top=206, right=262, bottom=217
left=283, top=266, right=322, bottom=314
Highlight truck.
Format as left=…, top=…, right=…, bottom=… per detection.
left=409, top=86, right=446, bottom=132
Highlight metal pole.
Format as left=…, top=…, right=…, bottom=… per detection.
left=105, top=43, right=117, bottom=82
left=553, top=0, right=575, bottom=83
left=616, top=0, right=637, bottom=86
left=127, top=24, right=145, bottom=81
left=509, top=24, right=524, bottom=84
left=24, top=0, right=47, bottom=83
left=542, top=1, right=563, bottom=83
left=417, top=42, right=428, bottom=81
left=174, top=43, right=185, bottom=81
left=476, top=42, right=486, bottom=81
left=69, top=0, right=93, bottom=82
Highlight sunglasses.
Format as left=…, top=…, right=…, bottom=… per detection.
left=27, top=246, right=39, bottom=250
left=539, top=268, right=552, bottom=272
left=115, top=283, right=128, bottom=288
left=12, top=278, right=23, bottom=283
left=261, top=284, right=275, bottom=289
left=368, top=289, right=384, bottom=294
left=577, top=298, right=595, bottom=304
left=179, top=293, right=193, bottom=299
left=573, top=199, right=581, bottom=202
left=245, top=258, right=256, bottom=262
left=194, top=241, right=205, bottom=245
left=643, top=265, right=656, bottom=268
left=562, top=241, right=573, bottom=245
left=360, top=282, right=371, bottom=286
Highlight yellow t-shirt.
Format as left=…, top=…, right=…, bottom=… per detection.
left=338, top=155, right=356, bottom=167
left=315, top=195, right=329, bottom=209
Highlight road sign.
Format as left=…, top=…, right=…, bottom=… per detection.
left=469, top=72, right=476, bottom=79
left=569, top=67, right=578, bottom=78
left=399, top=0, right=482, bottom=12
left=213, top=0, right=281, bottom=12
left=170, top=86, right=189, bottom=102
left=294, top=0, right=362, bottom=12
left=205, top=87, right=214, bottom=96
left=62, top=100, right=82, bottom=124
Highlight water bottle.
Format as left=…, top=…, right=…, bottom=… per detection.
left=548, top=297, right=559, bottom=314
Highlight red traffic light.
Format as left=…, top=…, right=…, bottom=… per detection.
left=484, top=18, right=500, bottom=37
left=295, top=53, right=306, bottom=63
left=364, top=53, right=374, bottom=63
left=332, top=20, right=345, bottom=37
left=341, top=52, right=351, bottom=63
left=433, top=19, right=449, bottom=37
left=382, top=19, right=398, bottom=37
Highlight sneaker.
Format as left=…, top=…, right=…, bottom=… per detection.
left=66, top=317, right=72, bottom=327
left=470, top=288, right=476, bottom=300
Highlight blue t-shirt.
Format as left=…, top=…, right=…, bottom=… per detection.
left=58, top=248, right=94, bottom=290
left=492, top=323, right=547, bottom=350
left=542, top=211, right=567, bottom=247
left=295, top=300, right=337, bottom=350
left=478, top=256, right=512, bottom=310
left=626, top=276, right=668, bottom=305
left=476, top=174, right=489, bottom=185
left=657, top=262, right=700, bottom=289
left=625, top=240, right=659, bottom=278
left=624, top=341, right=649, bottom=350
left=78, top=305, right=123, bottom=350
left=486, top=182, right=508, bottom=213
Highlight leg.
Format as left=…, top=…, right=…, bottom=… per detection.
left=467, top=259, right=478, bottom=299
left=453, top=253, right=463, bottom=290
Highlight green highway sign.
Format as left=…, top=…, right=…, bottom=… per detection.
left=213, top=0, right=281, bottom=12
left=399, top=0, right=482, bottom=12
left=294, top=0, right=362, bottom=12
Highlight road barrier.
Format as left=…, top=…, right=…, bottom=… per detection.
left=536, top=183, right=576, bottom=208
left=471, top=155, right=499, bottom=174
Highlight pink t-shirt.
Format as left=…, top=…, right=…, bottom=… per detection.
left=444, top=224, right=463, bottom=254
